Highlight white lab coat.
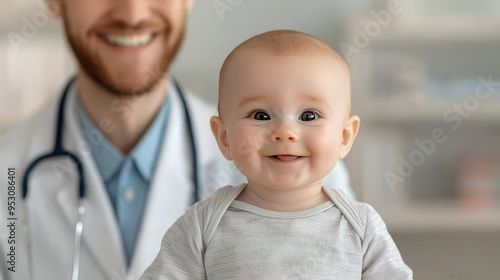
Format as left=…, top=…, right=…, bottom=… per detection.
left=0, top=80, right=353, bottom=280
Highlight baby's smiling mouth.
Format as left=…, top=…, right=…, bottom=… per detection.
left=271, top=155, right=302, bottom=162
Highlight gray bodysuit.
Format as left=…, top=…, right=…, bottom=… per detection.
left=141, top=184, right=413, bottom=279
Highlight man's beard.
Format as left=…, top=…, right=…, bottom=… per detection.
left=62, top=15, right=185, bottom=97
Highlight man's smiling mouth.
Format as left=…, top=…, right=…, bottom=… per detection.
left=100, top=33, right=156, bottom=47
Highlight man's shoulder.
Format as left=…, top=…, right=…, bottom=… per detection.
left=0, top=99, right=57, bottom=167
left=181, top=90, right=217, bottom=141
left=180, top=89, right=225, bottom=158
left=183, top=90, right=216, bottom=116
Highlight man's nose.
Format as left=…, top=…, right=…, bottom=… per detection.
left=270, top=121, right=299, bottom=143
left=112, top=0, right=152, bottom=27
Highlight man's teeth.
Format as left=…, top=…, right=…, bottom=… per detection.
left=104, top=34, right=154, bottom=47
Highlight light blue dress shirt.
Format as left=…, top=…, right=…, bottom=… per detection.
left=75, top=95, right=171, bottom=266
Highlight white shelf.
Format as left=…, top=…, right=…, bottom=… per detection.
left=378, top=205, right=500, bottom=233
left=371, top=16, right=500, bottom=44
left=363, top=99, right=500, bottom=124
left=347, top=13, right=500, bottom=234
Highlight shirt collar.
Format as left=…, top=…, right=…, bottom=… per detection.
left=75, top=92, right=171, bottom=184
left=130, top=95, right=171, bottom=180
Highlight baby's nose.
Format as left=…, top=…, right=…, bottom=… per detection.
left=271, top=123, right=298, bottom=142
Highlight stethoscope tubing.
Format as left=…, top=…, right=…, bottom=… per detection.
left=22, top=77, right=85, bottom=200
left=173, top=79, right=200, bottom=202
left=20, top=76, right=200, bottom=279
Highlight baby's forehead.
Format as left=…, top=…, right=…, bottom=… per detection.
left=224, top=47, right=350, bottom=84
left=239, top=48, right=347, bottom=72
left=227, top=50, right=350, bottom=101
left=225, top=48, right=351, bottom=92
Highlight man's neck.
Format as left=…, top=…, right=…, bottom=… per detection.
left=76, top=71, right=168, bottom=154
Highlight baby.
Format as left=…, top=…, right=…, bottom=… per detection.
left=141, top=30, right=413, bottom=279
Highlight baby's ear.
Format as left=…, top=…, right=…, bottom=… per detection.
left=339, top=115, right=360, bottom=159
left=210, top=116, right=232, bottom=160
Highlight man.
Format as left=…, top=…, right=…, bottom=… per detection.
left=0, top=0, right=354, bottom=279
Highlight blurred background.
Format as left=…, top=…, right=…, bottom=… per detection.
left=1, top=0, right=500, bottom=279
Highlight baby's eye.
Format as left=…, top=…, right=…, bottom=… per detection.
left=299, top=111, right=318, bottom=121
left=252, top=111, right=271, bottom=121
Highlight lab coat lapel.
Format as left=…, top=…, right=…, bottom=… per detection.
left=55, top=89, right=127, bottom=279
left=128, top=82, right=194, bottom=278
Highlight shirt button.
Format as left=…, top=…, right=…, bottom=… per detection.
left=124, top=187, right=135, bottom=203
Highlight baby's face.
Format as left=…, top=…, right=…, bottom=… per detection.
left=214, top=49, right=354, bottom=191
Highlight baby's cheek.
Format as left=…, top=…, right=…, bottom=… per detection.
left=313, top=137, right=340, bottom=165
left=233, top=137, right=259, bottom=162
left=313, top=134, right=338, bottom=153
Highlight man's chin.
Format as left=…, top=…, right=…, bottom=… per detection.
left=108, top=80, right=163, bottom=96
left=94, top=71, right=167, bottom=97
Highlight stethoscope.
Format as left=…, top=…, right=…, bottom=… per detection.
left=21, top=76, right=200, bottom=280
